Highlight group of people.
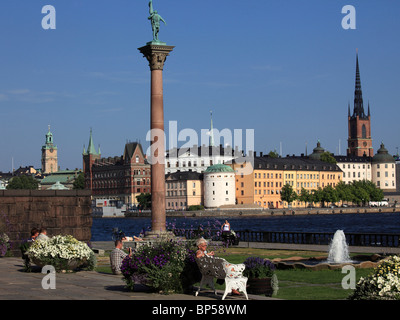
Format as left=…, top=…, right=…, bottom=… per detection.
left=29, top=227, right=49, bottom=242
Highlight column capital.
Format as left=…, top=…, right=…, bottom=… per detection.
left=138, top=44, right=175, bottom=71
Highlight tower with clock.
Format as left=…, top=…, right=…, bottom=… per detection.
left=347, top=52, right=373, bottom=157
left=41, top=125, right=58, bottom=174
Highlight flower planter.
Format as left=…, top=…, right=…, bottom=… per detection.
left=32, top=257, right=83, bottom=271
left=247, top=277, right=273, bottom=296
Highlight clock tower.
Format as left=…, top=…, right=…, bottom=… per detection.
left=347, top=53, right=373, bottom=157
left=41, top=125, right=58, bottom=174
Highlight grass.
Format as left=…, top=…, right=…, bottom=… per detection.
left=95, top=246, right=378, bottom=300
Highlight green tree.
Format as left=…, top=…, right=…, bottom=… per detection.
left=320, top=152, right=337, bottom=164
left=267, top=150, right=279, bottom=158
left=6, top=175, right=39, bottom=190
left=321, top=185, right=339, bottom=207
left=335, top=181, right=353, bottom=204
left=298, top=188, right=312, bottom=207
left=280, top=183, right=297, bottom=207
left=350, top=181, right=369, bottom=206
left=136, top=193, right=151, bottom=210
left=73, top=172, right=85, bottom=190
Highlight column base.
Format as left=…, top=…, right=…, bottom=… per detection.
left=143, top=230, right=176, bottom=240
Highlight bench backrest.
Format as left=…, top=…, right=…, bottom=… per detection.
left=196, top=256, right=227, bottom=279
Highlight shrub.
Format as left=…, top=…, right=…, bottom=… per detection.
left=121, top=239, right=201, bottom=294
left=348, top=255, right=400, bottom=300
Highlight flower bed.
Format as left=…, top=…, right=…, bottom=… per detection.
left=26, top=235, right=96, bottom=272
left=121, top=239, right=201, bottom=294
left=348, top=255, right=400, bottom=300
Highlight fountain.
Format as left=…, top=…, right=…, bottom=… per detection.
left=273, top=229, right=385, bottom=270
left=327, top=230, right=351, bottom=263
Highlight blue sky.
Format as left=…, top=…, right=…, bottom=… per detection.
left=0, top=0, right=399, bottom=172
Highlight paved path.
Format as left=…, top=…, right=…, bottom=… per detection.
left=0, top=257, right=275, bottom=301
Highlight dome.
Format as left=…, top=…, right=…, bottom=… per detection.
left=204, top=164, right=234, bottom=173
left=372, top=143, right=395, bottom=164
left=309, top=141, right=325, bottom=160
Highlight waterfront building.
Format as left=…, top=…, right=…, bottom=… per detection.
left=41, top=126, right=58, bottom=174
left=334, top=155, right=372, bottom=184
left=233, top=155, right=342, bottom=209
left=347, top=53, right=373, bottom=157
left=371, top=142, right=396, bottom=192
left=165, top=171, right=203, bottom=210
left=204, top=164, right=235, bottom=208
left=165, top=113, right=243, bottom=174
left=82, top=130, right=150, bottom=205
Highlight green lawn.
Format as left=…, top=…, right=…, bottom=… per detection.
left=95, top=246, right=377, bottom=300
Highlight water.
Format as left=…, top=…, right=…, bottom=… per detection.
left=90, top=212, right=400, bottom=241
left=327, top=230, right=351, bottom=263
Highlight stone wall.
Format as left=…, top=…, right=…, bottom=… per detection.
left=0, top=190, right=92, bottom=256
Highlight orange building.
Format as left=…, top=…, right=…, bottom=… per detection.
left=233, top=155, right=342, bottom=209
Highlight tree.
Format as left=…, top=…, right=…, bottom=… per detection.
left=136, top=193, right=151, bottom=210
left=335, top=181, right=353, bottom=204
left=321, top=185, right=339, bottom=207
left=280, top=183, right=297, bottom=207
left=73, top=172, right=85, bottom=190
left=267, top=150, right=279, bottom=158
left=298, top=188, right=312, bottom=207
left=350, top=181, right=369, bottom=206
left=6, top=175, right=39, bottom=190
left=320, top=152, right=337, bottom=164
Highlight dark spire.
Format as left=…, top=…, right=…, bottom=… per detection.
left=353, top=51, right=367, bottom=119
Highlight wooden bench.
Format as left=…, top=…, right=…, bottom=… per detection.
left=195, top=256, right=248, bottom=300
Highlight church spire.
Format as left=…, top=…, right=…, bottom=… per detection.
left=353, top=51, right=367, bottom=119
left=85, top=128, right=100, bottom=155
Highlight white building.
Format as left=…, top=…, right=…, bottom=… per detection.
left=165, top=145, right=242, bottom=174
left=371, top=143, right=396, bottom=191
left=334, top=155, right=372, bottom=184
left=203, top=164, right=235, bottom=208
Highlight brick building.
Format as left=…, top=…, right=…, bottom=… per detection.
left=83, top=130, right=150, bottom=205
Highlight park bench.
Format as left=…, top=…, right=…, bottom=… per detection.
left=195, top=256, right=248, bottom=300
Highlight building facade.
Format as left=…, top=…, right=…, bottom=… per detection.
left=204, top=164, right=235, bottom=208
left=165, top=171, right=203, bottom=210
left=83, top=130, right=150, bottom=205
left=233, top=155, right=343, bottom=209
left=371, top=143, right=396, bottom=192
left=165, top=145, right=242, bottom=174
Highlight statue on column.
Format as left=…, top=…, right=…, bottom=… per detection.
left=148, top=0, right=166, bottom=43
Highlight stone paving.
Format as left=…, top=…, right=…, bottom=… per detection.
left=0, top=257, right=275, bottom=301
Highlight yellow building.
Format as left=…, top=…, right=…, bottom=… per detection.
left=233, top=155, right=342, bottom=209
left=165, top=171, right=203, bottom=210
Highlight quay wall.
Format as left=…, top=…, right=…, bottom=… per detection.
left=125, top=206, right=399, bottom=218
left=0, top=190, right=92, bottom=255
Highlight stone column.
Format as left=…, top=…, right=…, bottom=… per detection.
left=138, top=44, right=174, bottom=237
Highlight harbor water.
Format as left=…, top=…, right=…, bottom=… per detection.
left=91, top=212, right=400, bottom=241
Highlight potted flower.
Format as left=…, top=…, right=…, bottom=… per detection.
left=26, top=235, right=96, bottom=272
left=0, top=233, right=11, bottom=257
left=243, top=256, right=278, bottom=296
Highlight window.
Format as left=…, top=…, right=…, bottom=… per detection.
left=136, top=155, right=139, bottom=163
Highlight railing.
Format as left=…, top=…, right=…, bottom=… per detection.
left=172, top=228, right=400, bottom=247
left=235, top=230, right=400, bottom=247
